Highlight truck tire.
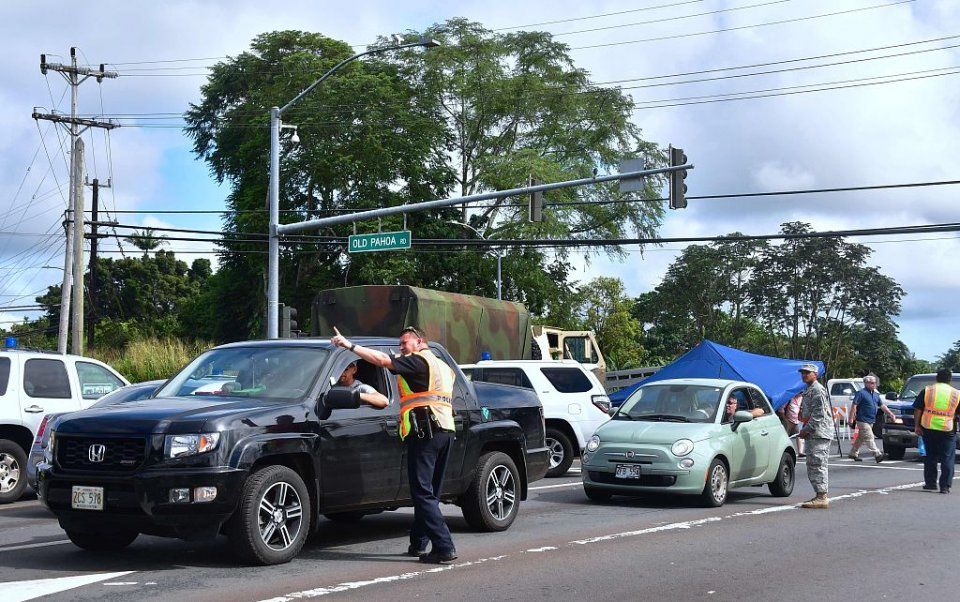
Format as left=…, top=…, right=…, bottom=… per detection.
left=461, top=451, right=520, bottom=532
left=699, top=458, right=728, bottom=507
left=228, top=465, right=311, bottom=565
left=544, top=427, right=575, bottom=478
left=885, top=444, right=905, bottom=461
left=767, top=451, right=795, bottom=497
left=66, top=529, right=138, bottom=551
left=0, top=439, right=28, bottom=504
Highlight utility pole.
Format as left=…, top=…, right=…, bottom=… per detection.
left=85, top=178, right=111, bottom=349
left=33, top=47, right=118, bottom=354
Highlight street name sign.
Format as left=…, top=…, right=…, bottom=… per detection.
left=348, top=230, right=412, bottom=253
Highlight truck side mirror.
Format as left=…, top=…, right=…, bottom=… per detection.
left=885, top=391, right=898, bottom=401
left=325, top=388, right=361, bottom=410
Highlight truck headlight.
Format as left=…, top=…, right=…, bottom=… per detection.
left=164, top=433, right=220, bottom=458
left=44, top=431, right=55, bottom=463
left=671, top=439, right=694, bottom=457
left=586, top=435, right=601, bottom=452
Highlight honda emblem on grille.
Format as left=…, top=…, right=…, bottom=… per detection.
left=88, top=444, right=106, bottom=463
left=625, top=450, right=635, bottom=459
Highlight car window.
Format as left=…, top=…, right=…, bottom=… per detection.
left=899, top=376, right=959, bottom=400
left=540, top=367, right=593, bottom=393
left=0, top=357, right=9, bottom=395
left=722, top=389, right=749, bottom=423
left=75, top=361, right=125, bottom=400
left=830, top=383, right=854, bottom=396
left=327, top=356, right=393, bottom=419
left=461, top=368, right=474, bottom=381
left=617, top=384, right=722, bottom=423
left=746, top=388, right=772, bottom=415
left=474, top=368, right=533, bottom=390
left=24, top=358, right=71, bottom=399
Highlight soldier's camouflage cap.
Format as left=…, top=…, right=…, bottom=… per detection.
left=798, top=363, right=819, bottom=374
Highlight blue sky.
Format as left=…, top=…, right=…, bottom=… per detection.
left=1, top=0, right=958, bottom=362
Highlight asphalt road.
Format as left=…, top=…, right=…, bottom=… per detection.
left=1, top=445, right=955, bottom=601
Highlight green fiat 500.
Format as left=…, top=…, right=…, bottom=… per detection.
left=582, top=378, right=796, bottom=507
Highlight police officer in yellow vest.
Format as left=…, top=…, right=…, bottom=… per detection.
left=913, top=368, right=960, bottom=494
left=331, top=326, right=458, bottom=564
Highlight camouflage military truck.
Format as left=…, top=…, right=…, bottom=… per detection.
left=311, top=286, right=605, bottom=377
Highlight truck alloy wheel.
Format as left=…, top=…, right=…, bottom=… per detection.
left=461, top=451, right=521, bottom=531
left=544, top=427, right=575, bottom=478
left=229, top=465, right=311, bottom=565
left=0, top=441, right=27, bottom=503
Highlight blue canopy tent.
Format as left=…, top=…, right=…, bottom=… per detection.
left=609, top=340, right=824, bottom=410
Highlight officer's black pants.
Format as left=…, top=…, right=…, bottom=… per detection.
left=921, top=429, right=956, bottom=490
left=407, top=430, right=455, bottom=554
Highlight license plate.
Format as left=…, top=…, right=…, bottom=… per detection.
left=615, top=464, right=642, bottom=479
left=71, top=486, right=104, bottom=511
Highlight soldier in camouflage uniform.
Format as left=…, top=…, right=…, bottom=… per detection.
left=798, top=364, right=834, bottom=509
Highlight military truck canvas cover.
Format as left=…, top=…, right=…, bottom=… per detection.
left=312, top=285, right=532, bottom=364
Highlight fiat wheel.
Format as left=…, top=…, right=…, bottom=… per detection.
left=699, top=458, right=728, bottom=507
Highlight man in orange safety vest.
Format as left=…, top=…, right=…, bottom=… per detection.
left=913, top=368, right=960, bottom=494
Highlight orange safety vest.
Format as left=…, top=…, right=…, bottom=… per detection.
left=921, top=383, right=960, bottom=432
left=397, top=349, right=455, bottom=440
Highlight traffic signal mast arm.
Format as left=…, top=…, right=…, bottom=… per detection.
left=275, top=163, right=693, bottom=235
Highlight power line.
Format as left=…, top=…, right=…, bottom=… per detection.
left=570, top=0, right=915, bottom=50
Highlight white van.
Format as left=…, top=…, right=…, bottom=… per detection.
left=0, top=348, right=128, bottom=502
left=460, top=360, right=610, bottom=477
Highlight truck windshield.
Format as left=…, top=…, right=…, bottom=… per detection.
left=615, top=384, right=723, bottom=423
left=156, top=347, right=329, bottom=401
left=901, top=376, right=941, bottom=400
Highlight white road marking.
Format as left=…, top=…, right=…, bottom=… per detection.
left=262, top=479, right=937, bottom=601
left=529, top=482, right=581, bottom=491
left=0, top=539, right=71, bottom=552
left=0, top=571, right=134, bottom=602
left=104, top=582, right=139, bottom=586
left=797, top=460, right=922, bottom=471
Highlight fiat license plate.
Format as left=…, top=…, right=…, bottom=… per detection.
left=71, top=486, right=104, bottom=510
left=615, top=464, right=642, bottom=479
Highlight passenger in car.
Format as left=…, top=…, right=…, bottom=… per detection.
left=723, top=394, right=764, bottom=422
left=337, top=361, right=389, bottom=409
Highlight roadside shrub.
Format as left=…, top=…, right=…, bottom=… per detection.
left=93, top=337, right=211, bottom=382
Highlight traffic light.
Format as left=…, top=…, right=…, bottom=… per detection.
left=669, top=146, right=688, bottom=210
left=528, top=176, right=544, bottom=222
left=280, top=305, right=299, bottom=338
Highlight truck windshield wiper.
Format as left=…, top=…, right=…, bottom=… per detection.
left=638, top=414, right=690, bottom=422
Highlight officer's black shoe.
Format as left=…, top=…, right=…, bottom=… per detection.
left=922, top=484, right=938, bottom=491
left=940, top=487, right=951, bottom=495
left=419, top=550, right=458, bottom=564
left=406, top=545, right=429, bottom=557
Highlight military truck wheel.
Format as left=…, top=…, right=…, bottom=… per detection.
left=544, top=427, right=575, bottom=478
left=66, top=529, right=138, bottom=551
left=699, top=458, right=728, bottom=507
left=583, top=485, right=612, bottom=502
left=0, top=440, right=28, bottom=504
left=768, top=451, right=795, bottom=497
left=229, top=465, right=311, bottom=565
left=323, top=511, right=366, bottom=523
left=885, top=444, right=905, bottom=461
left=461, top=451, right=520, bottom=532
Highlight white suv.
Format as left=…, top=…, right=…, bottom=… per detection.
left=460, top=360, right=610, bottom=477
left=0, top=348, right=128, bottom=502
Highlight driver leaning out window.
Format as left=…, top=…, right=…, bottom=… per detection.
left=337, top=361, right=389, bottom=409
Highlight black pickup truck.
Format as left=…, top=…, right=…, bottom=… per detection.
left=37, top=338, right=549, bottom=565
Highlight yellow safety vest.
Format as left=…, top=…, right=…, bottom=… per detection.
left=397, top=349, right=455, bottom=440
left=920, top=383, right=960, bottom=432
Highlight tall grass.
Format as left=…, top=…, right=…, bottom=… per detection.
left=92, top=338, right=211, bottom=383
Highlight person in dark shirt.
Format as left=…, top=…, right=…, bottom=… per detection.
left=330, top=326, right=458, bottom=564
left=847, top=375, right=899, bottom=463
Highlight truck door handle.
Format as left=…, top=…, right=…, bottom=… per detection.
left=761, top=431, right=769, bottom=436
left=385, top=419, right=399, bottom=436
left=454, top=416, right=464, bottom=432
left=24, top=405, right=44, bottom=414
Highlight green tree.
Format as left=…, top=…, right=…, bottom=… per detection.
left=184, top=22, right=664, bottom=338
left=123, top=228, right=168, bottom=258
left=576, top=277, right=646, bottom=370
left=937, top=340, right=960, bottom=372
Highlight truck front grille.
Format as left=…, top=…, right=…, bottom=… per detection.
left=56, top=435, right=147, bottom=472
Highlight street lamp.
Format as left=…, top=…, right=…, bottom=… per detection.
left=448, top=220, right=502, bottom=301
left=266, top=35, right=441, bottom=338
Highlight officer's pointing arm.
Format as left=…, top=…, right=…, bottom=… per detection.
left=330, top=327, right=395, bottom=370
